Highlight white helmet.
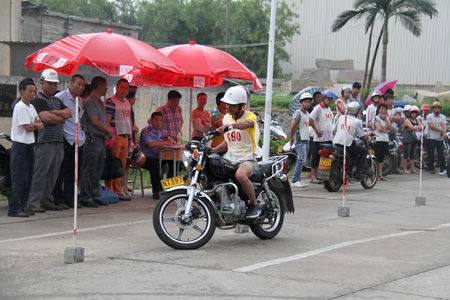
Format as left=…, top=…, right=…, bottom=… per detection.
left=300, top=92, right=312, bottom=102
left=342, top=85, right=352, bottom=93
left=410, top=105, right=420, bottom=113
left=404, top=104, right=411, bottom=111
left=41, top=68, right=59, bottom=83
left=395, top=107, right=403, bottom=114
left=347, top=101, right=360, bottom=115
left=371, top=90, right=382, bottom=98
left=221, top=85, right=248, bottom=105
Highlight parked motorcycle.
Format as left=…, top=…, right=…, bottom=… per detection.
left=255, top=112, right=288, bottom=140
left=153, top=130, right=294, bottom=250
left=316, top=138, right=378, bottom=192
left=381, top=139, right=402, bottom=176
left=0, top=133, right=12, bottom=201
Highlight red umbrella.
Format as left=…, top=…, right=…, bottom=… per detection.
left=25, top=29, right=183, bottom=78
left=127, top=40, right=262, bottom=91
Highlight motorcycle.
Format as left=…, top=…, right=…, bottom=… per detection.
left=0, top=133, right=12, bottom=201
left=381, top=139, right=402, bottom=176
left=316, top=137, right=378, bottom=192
left=255, top=112, right=288, bottom=140
left=153, top=130, right=294, bottom=250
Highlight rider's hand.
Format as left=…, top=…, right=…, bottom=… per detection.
left=216, top=124, right=228, bottom=134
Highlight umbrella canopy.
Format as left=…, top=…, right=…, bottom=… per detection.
left=25, top=29, right=183, bottom=79
left=365, top=80, right=398, bottom=106
left=288, top=86, right=325, bottom=116
left=128, top=40, right=262, bottom=91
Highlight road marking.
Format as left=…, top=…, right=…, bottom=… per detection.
left=0, top=220, right=151, bottom=244
left=234, top=230, right=425, bottom=273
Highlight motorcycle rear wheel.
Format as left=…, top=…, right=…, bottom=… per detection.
left=153, top=190, right=216, bottom=250
left=250, top=190, right=284, bottom=240
left=324, top=162, right=342, bottom=192
left=382, top=155, right=393, bottom=177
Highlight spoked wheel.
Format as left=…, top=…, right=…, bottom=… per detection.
left=153, top=190, right=216, bottom=250
left=250, top=190, right=284, bottom=240
left=324, top=161, right=342, bottom=192
left=361, top=157, right=378, bottom=189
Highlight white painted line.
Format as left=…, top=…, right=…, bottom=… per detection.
left=0, top=220, right=151, bottom=244
left=234, top=230, right=422, bottom=273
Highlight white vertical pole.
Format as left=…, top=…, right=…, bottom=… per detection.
left=262, top=0, right=277, bottom=161
left=73, top=96, right=79, bottom=247
left=419, top=125, right=424, bottom=197
left=342, top=109, right=348, bottom=208
left=189, top=88, right=193, bottom=141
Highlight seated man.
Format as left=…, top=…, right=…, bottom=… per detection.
left=212, top=86, right=260, bottom=219
left=140, top=112, right=176, bottom=200
left=333, top=102, right=369, bottom=178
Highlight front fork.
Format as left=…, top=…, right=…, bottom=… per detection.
left=183, top=153, right=203, bottom=220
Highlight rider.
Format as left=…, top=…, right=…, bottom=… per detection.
left=333, top=102, right=369, bottom=178
left=212, top=86, right=261, bottom=219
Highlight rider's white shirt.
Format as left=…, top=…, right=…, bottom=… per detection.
left=333, top=115, right=365, bottom=147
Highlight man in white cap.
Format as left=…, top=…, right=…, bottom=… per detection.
left=212, top=85, right=261, bottom=219
left=366, top=91, right=384, bottom=129
left=28, top=69, right=72, bottom=212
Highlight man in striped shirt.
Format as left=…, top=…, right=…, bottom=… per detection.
left=105, top=79, right=132, bottom=200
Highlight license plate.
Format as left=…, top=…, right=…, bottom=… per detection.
left=319, top=157, right=332, bottom=167
left=161, top=176, right=184, bottom=190
left=369, top=149, right=375, bottom=156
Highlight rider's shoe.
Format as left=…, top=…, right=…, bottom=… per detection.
left=246, top=205, right=262, bottom=219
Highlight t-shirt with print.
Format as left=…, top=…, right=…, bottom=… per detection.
left=32, top=92, right=66, bottom=143
left=292, top=109, right=310, bottom=142
left=333, top=115, right=365, bottom=147
left=426, top=113, right=446, bottom=141
left=106, top=96, right=132, bottom=136
left=373, top=116, right=390, bottom=142
left=11, top=100, right=38, bottom=144
left=310, top=103, right=334, bottom=142
left=223, top=111, right=258, bottom=163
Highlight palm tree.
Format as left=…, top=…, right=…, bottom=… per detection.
left=377, top=0, right=438, bottom=81
left=332, top=0, right=438, bottom=87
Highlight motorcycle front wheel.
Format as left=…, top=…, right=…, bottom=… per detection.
left=153, top=190, right=216, bottom=250
left=361, top=157, right=378, bottom=189
left=324, top=161, right=342, bottom=192
left=250, top=190, right=284, bottom=240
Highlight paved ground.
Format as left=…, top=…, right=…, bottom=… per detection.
left=1, top=173, right=450, bottom=299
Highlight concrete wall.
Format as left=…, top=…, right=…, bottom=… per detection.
left=281, top=0, right=450, bottom=86
left=0, top=0, right=21, bottom=75
left=21, top=9, right=140, bottom=43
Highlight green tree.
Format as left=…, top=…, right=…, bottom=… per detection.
left=34, top=0, right=118, bottom=22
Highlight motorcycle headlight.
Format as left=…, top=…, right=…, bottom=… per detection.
left=182, top=150, right=192, bottom=168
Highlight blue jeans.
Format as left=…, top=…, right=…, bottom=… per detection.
left=293, top=141, right=309, bottom=182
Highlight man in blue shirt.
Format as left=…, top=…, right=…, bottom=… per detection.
left=140, top=112, right=176, bottom=200
left=53, top=74, right=89, bottom=208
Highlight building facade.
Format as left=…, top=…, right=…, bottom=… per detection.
left=281, top=0, right=450, bottom=86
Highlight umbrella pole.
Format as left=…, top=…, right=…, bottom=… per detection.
left=189, top=88, right=193, bottom=141
left=64, top=96, right=84, bottom=264
left=262, top=0, right=277, bottom=161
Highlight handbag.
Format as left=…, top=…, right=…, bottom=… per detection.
left=101, top=156, right=124, bottom=180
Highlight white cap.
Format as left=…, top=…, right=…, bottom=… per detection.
left=342, top=85, right=352, bottom=92
left=221, top=85, right=248, bottom=105
left=347, top=101, right=360, bottom=115
left=40, top=68, right=59, bottom=83
left=300, top=92, right=313, bottom=101
left=404, top=104, right=411, bottom=111
left=410, top=105, right=419, bottom=112
left=371, top=90, right=382, bottom=98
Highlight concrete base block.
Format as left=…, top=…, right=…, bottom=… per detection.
left=415, top=196, right=426, bottom=206
left=64, top=247, right=85, bottom=264
left=234, top=224, right=250, bottom=234
left=338, top=206, right=350, bottom=217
